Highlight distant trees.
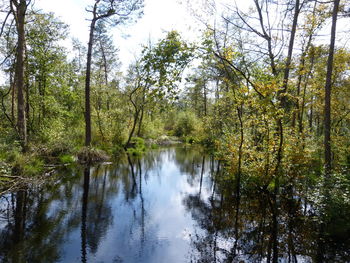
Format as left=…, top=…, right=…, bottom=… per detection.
left=124, top=31, right=193, bottom=148
left=0, top=0, right=348, bottom=180
left=26, top=13, right=69, bottom=132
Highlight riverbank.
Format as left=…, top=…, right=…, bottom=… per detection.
left=0, top=136, right=188, bottom=195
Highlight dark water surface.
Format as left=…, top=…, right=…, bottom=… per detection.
left=0, top=147, right=349, bottom=262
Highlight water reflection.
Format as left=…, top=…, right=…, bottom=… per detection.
left=0, top=147, right=349, bottom=262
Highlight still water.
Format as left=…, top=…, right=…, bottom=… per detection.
left=0, top=147, right=349, bottom=262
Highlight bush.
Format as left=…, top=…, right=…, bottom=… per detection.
left=126, top=137, right=146, bottom=156
left=173, top=111, right=204, bottom=143
left=174, top=111, right=197, bottom=137
left=59, top=154, right=75, bottom=165
left=141, top=118, right=165, bottom=139
left=111, top=144, right=124, bottom=157
left=12, top=153, right=44, bottom=176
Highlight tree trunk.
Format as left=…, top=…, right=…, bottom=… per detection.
left=125, top=109, right=139, bottom=149
left=25, top=55, right=30, bottom=135
left=136, top=90, right=146, bottom=137
left=85, top=19, right=97, bottom=146
left=203, top=81, right=207, bottom=116
left=280, top=0, right=300, bottom=108
left=9, top=71, right=15, bottom=122
left=137, top=107, right=144, bottom=137
left=324, top=0, right=340, bottom=176
left=309, top=96, right=313, bottom=130
left=100, top=40, right=108, bottom=86
left=13, top=0, right=27, bottom=150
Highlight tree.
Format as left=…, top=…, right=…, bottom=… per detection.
left=10, top=0, right=31, bottom=150
left=324, top=0, right=340, bottom=177
left=124, top=31, right=193, bottom=148
left=84, top=0, right=143, bottom=147
left=280, top=0, right=302, bottom=108
left=26, top=12, right=68, bottom=131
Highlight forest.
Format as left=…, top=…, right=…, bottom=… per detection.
left=0, top=0, right=349, bottom=262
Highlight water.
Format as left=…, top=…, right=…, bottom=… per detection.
left=0, top=146, right=349, bottom=262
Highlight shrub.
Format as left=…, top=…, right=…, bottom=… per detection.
left=174, top=111, right=197, bottom=137
left=12, top=154, right=44, bottom=176
left=126, top=137, right=146, bottom=156
left=173, top=111, right=204, bottom=143
left=59, top=154, right=75, bottom=165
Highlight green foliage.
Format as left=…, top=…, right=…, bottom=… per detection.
left=141, top=30, right=194, bottom=93
left=141, top=117, right=165, bottom=139
left=126, top=137, right=146, bottom=156
left=111, top=144, right=125, bottom=157
left=150, top=143, right=159, bottom=149
left=173, top=111, right=203, bottom=141
left=11, top=153, right=44, bottom=176
left=58, top=154, right=75, bottom=165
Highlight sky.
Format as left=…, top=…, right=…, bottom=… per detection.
left=35, top=0, right=203, bottom=71
left=0, top=0, right=347, bottom=84
left=34, top=0, right=348, bottom=71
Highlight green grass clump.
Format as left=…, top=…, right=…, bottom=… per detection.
left=12, top=154, right=44, bottom=176
left=59, top=154, right=75, bottom=165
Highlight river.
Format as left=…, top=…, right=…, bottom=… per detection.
left=0, top=146, right=349, bottom=262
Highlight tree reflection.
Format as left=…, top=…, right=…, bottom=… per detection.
left=81, top=167, right=89, bottom=263
left=87, top=166, right=113, bottom=254
left=0, top=148, right=349, bottom=262
left=185, top=160, right=350, bottom=263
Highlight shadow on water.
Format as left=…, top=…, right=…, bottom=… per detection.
left=0, top=146, right=349, bottom=262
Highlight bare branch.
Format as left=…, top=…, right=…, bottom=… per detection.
left=0, top=10, right=11, bottom=37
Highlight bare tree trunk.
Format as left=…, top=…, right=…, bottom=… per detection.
left=136, top=90, right=146, bottom=137
left=299, top=52, right=315, bottom=133
left=100, top=40, right=108, bottom=86
left=309, top=96, right=313, bottom=130
left=95, top=103, right=106, bottom=142
left=10, top=71, right=15, bottom=122
left=254, top=0, right=277, bottom=76
left=280, top=0, right=300, bottom=108
left=324, top=0, right=340, bottom=176
left=25, top=74, right=29, bottom=135
left=126, top=109, right=139, bottom=148
left=12, top=0, right=28, bottom=151
left=85, top=18, right=97, bottom=146
left=137, top=107, right=144, bottom=137
left=25, top=48, right=30, bottom=135
left=203, top=81, right=207, bottom=116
